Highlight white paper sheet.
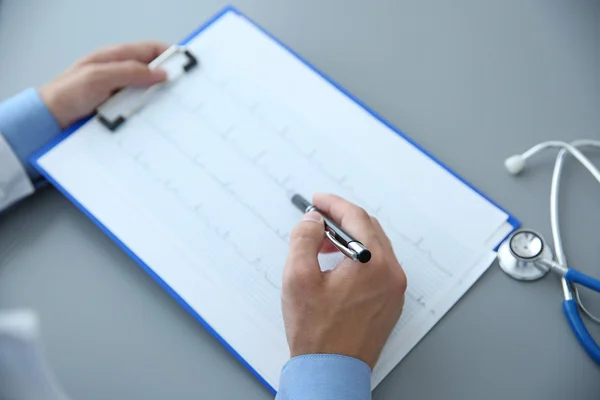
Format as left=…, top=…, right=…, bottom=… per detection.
left=37, top=11, right=513, bottom=390
left=0, top=310, right=70, bottom=400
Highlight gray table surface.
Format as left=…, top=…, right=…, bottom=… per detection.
left=1, top=0, right=599, bottom=399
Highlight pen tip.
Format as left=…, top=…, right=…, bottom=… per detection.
left=291, top=194, right=311, bottom=212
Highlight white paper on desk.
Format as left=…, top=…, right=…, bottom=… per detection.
left=36, top=11, right=514, bottom=391
left=0, top=310, right=70, bottom=400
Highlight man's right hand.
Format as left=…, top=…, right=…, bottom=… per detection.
left=281, top=193, right=407, bottom=369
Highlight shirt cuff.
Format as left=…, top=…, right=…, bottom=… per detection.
left=276, top=354, right=372, bottom=400
left=0, top=88, right=61, bottom=180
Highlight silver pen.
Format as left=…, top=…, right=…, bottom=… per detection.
left=291, top=194, right=372, bottom=263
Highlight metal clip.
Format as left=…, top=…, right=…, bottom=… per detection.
left=97, top=45, right=199, bottom=131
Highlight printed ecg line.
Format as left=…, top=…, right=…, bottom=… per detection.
left=117, top=66, right=466, bottom=303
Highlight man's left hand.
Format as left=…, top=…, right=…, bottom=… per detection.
left=40, top=42, right=169, bottom=129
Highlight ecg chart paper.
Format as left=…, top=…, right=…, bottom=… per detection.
left=36, top=10, right=516, bottom=391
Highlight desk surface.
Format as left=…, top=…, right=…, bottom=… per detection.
left=1, top=1, right=599, bottom=399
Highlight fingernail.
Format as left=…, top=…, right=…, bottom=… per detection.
left=303, top=211, right=323, bottom=223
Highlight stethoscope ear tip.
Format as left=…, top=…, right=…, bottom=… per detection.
left=505, top=155, right=526, bottom=175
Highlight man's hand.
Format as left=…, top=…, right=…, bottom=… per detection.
left=39, top=42, right=169, bottom=129
left=282, top=193, right=407, bottom=369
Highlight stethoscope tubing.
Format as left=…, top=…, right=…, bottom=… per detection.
left=504, top=139, right=600, bottom=365
left=564, top=269, right=600, bottom=293
left=559, top=269, right=600, bottom=363
left=563, top=299, right=600, bottom=364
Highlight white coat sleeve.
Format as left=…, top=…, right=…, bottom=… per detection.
left=0, top=133, right=34, bottom=211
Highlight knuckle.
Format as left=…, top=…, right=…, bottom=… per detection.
left=373, top=240, right=390, bottom=260
left=377, top=228, right=391, bottom=246
left=354, top=207, right=370, bottom=220
left=395, top=265, right=408, bottom=293
left=99, top=44, right=120, bottom=54
left=81, top=65, right=105, bottom=86
left=122, top=60, right=142, bottom=71
left=72, top=59, right=88, bottom=69
left=289, top=224, right=313, bottom=243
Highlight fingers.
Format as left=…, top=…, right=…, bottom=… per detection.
left=284, top=211, right=326, bottom=284
left=370, top=217, right=393, bottom=254
left=370, top=216, right=406, bottom=288
left=76, top=42, right=170, bottom=66
left=320, top=239, right=338, bottom=254
left=82, top=61, right=167, bottom=92
left=39, top=42, right=170, bottom=131
left=313, top=193, right=376, bottom=244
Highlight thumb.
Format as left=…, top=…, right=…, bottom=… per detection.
left=285, top=212, right=325, bottom=280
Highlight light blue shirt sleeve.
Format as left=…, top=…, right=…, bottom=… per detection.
left=276, top=354, right=372, bottom=400
left=0, top=88, right=62, bottom=180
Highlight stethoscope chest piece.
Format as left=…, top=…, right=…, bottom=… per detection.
left=497, top=230, right=553, bottom=281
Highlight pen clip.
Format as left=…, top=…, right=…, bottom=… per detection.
left=325, top=230, right=358, bottom=261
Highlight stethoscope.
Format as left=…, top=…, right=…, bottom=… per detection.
left=497, top=140, right=600, bottom=364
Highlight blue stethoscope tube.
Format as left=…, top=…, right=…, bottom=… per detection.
left=499, top=230, right=600, bottom=364
left=561, top=269, right=600, bottom=364
left=563, top=299, right=600, bottom=364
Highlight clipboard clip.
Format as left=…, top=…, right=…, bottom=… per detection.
left=96, top=45, right=199, bottom=132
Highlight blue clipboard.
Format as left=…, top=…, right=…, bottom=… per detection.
left=31, top=5, right=520, bottom=394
